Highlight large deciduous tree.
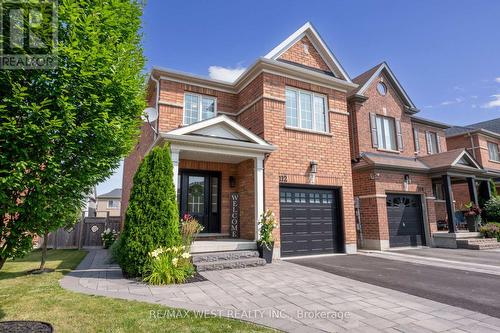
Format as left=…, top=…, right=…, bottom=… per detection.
left=0, top=0, right=146, bottom=270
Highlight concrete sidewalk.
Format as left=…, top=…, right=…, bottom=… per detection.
left=61, top=250, right=500, bottom=333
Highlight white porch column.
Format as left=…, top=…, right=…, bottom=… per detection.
left=255, top=156, right=265, bottom=241
left=171, top=147, right=180, bottom=198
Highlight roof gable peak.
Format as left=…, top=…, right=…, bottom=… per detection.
left=264, top=22, right=351, bottom=82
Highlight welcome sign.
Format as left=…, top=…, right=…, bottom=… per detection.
left=230, top=192, right=240, bottom=238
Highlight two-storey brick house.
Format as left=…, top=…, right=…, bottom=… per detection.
left=122, top=23, right=359, bottom=257
left=122, top=23, right=497, bottom=257
left=347, top=63, right=491, bottom=250
left=446, top=119, right=500, bottom=204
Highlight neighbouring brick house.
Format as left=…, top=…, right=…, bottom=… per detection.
left=446, top=119, right=500, bottom=205
left=122, top=22, right=497, bottom=257
left=348, top=63, right=494, bottom=250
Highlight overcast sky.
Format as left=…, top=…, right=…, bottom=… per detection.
left=97, top=0, right=500, bottom=194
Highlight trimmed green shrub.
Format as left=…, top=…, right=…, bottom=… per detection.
left=480, top=222, right=500, bottom=241
left=119, top=145, right=181, bottom=277
left=109, top=236, right=123, bottom=264
left=490, top=179, right=498, bottom=198
left=484, top=196, right=500, bottom=222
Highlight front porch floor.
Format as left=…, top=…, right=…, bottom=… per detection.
left=191, top=239, right=257, bottom=253
left=61, top=250, right=500, bottom=333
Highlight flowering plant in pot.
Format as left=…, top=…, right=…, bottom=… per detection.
left=257, top=209, right=277, bottom=263
left=462, top=202, right=482, bottom=232
left=101, top=228, right=118, bottom=249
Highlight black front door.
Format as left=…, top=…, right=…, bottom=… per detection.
left=179, top=171, right=220, bottom=233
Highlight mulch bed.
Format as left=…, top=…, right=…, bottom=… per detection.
left=0, top=321, right=53, bottom=333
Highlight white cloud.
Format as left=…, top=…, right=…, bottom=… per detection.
left=495, top=77, right=500, bottom=83
left=440, top=97, right=464, bottom=106
left=482, top=94, right=500, bottom=108
left=208, top=66, right=246, bottom=82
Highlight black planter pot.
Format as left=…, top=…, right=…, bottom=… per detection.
left=465, top=215, right=480, bottom=232
left=257, top=242, right=274, bottom=263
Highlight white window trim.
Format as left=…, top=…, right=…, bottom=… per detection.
left=107, top=200, right=120, bottom=209
left=285, top=86, right=329, bottom=133
left=427, top=131, right=439, bottom=155
left=375, top=115, right=397, bottom=151
left=488, top=142, right=500, bottom=162
left=183, top=92, right=217, bottom=125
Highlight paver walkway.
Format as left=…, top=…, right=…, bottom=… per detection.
left=61, top=250, right=500, bottom=333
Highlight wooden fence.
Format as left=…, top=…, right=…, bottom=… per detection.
left=46, top=214, right=121, bottom=249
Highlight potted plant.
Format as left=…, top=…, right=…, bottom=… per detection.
left=257, top=209, right=277, bottom=263
left=101, top=228, right=118, bottom=249
left=462, top=202, right=482, bottom=232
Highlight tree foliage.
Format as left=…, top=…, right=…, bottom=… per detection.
left=119, top=145, right=181, bottom=277
left=0, top=0, right=146, bottom=269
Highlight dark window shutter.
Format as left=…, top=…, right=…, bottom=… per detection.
left=396, top=119, right=403, bottom=151
left=436, top=133, right=441, bottom=153
left=370, top=112, right=378, bottom=148
left=413, top=128, right=420, bottom=153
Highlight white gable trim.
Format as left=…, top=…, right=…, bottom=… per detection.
left=357, top=63, right=417, bottom=111
left=451, top=150, right=483, bottom=170
left=264, top=22, right=352, bottom=83
left=166, top=115, right=271, bottom=147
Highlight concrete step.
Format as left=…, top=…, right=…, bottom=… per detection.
left=192, top=250, right=260, bottom=263
left=456, top=238, right=500, bottom=250
left=195, top=257, right=266, bottom=272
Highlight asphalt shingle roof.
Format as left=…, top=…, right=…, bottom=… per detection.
left=98, top=188, right=122, bottom=199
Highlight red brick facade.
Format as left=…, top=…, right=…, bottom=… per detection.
left=278, top=36, right=332, bottom=74
left=348, top=69, right=444, bottom=249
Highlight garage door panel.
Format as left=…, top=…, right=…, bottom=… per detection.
left=387, top=194, right=425, bottom=248
left=280, top=187, right=341, bottom=257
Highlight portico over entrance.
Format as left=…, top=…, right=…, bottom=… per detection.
left=158, top=116, right=276, bottom=244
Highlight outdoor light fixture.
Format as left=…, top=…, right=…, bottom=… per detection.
left=403, top=174, right=410, bottom=191
left=229, top=176, right=236, bottom=188
left=310, top=160, right=318, bottom=174
left=309, top=161, right=318, bottom=184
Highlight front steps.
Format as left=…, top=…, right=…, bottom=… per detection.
left=193, top=250, right=266, bottom=272
left=457, top=238, right=500, bottom=250
left=433, top=232, right=500, bottom=250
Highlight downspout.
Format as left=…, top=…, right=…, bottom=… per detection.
left=468, top=132, right=476, bottom=159
left=150, top=74, right=160, bottom=139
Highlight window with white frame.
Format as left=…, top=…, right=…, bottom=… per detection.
left=285, top=87, right=327, bottom=132
left=427, top=131, right=439, bottom=154
left=184, top=93, right=216, bottom=125
left=375, top=115, right=397, bottom=151
left=488, top=142, right=500, bottom=162
left=107, top=200, right=120, bottom=209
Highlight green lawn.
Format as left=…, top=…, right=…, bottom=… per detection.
left=0, top=249, right=276, bottom=333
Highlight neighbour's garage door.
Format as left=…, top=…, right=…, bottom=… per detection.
left=386, top=194, right=426, bottom=247
left=280, top=187, right=342, bottom=257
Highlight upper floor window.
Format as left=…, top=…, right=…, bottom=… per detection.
left=426, top=131, right=440, bottom=154
left=107, top=200, right=120, bottom=209
left=184, top=93, right=216, bottom=125
left=375, top=115, right=397, bottom=151
left=285, top=87, right=327, bottom=132
left=488, top=142, right=500, bottom=162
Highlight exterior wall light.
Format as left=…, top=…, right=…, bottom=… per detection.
left=229, top=176, right=236, bottom=188
left=309, top=161, right=318, bottom=184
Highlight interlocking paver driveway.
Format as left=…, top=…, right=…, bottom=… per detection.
left=60, top=250, right=500, bottom=333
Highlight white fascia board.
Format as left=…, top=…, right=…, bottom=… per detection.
left=167, top=115, right=271, bottom=147
left=162, top=133, right=277, bottom=155
left=451, top=150, right=483, bottom=170
left=357, top=63, right=417, bottom=110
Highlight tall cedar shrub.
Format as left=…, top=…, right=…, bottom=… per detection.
left=119, top=145, right=181, bottom=277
